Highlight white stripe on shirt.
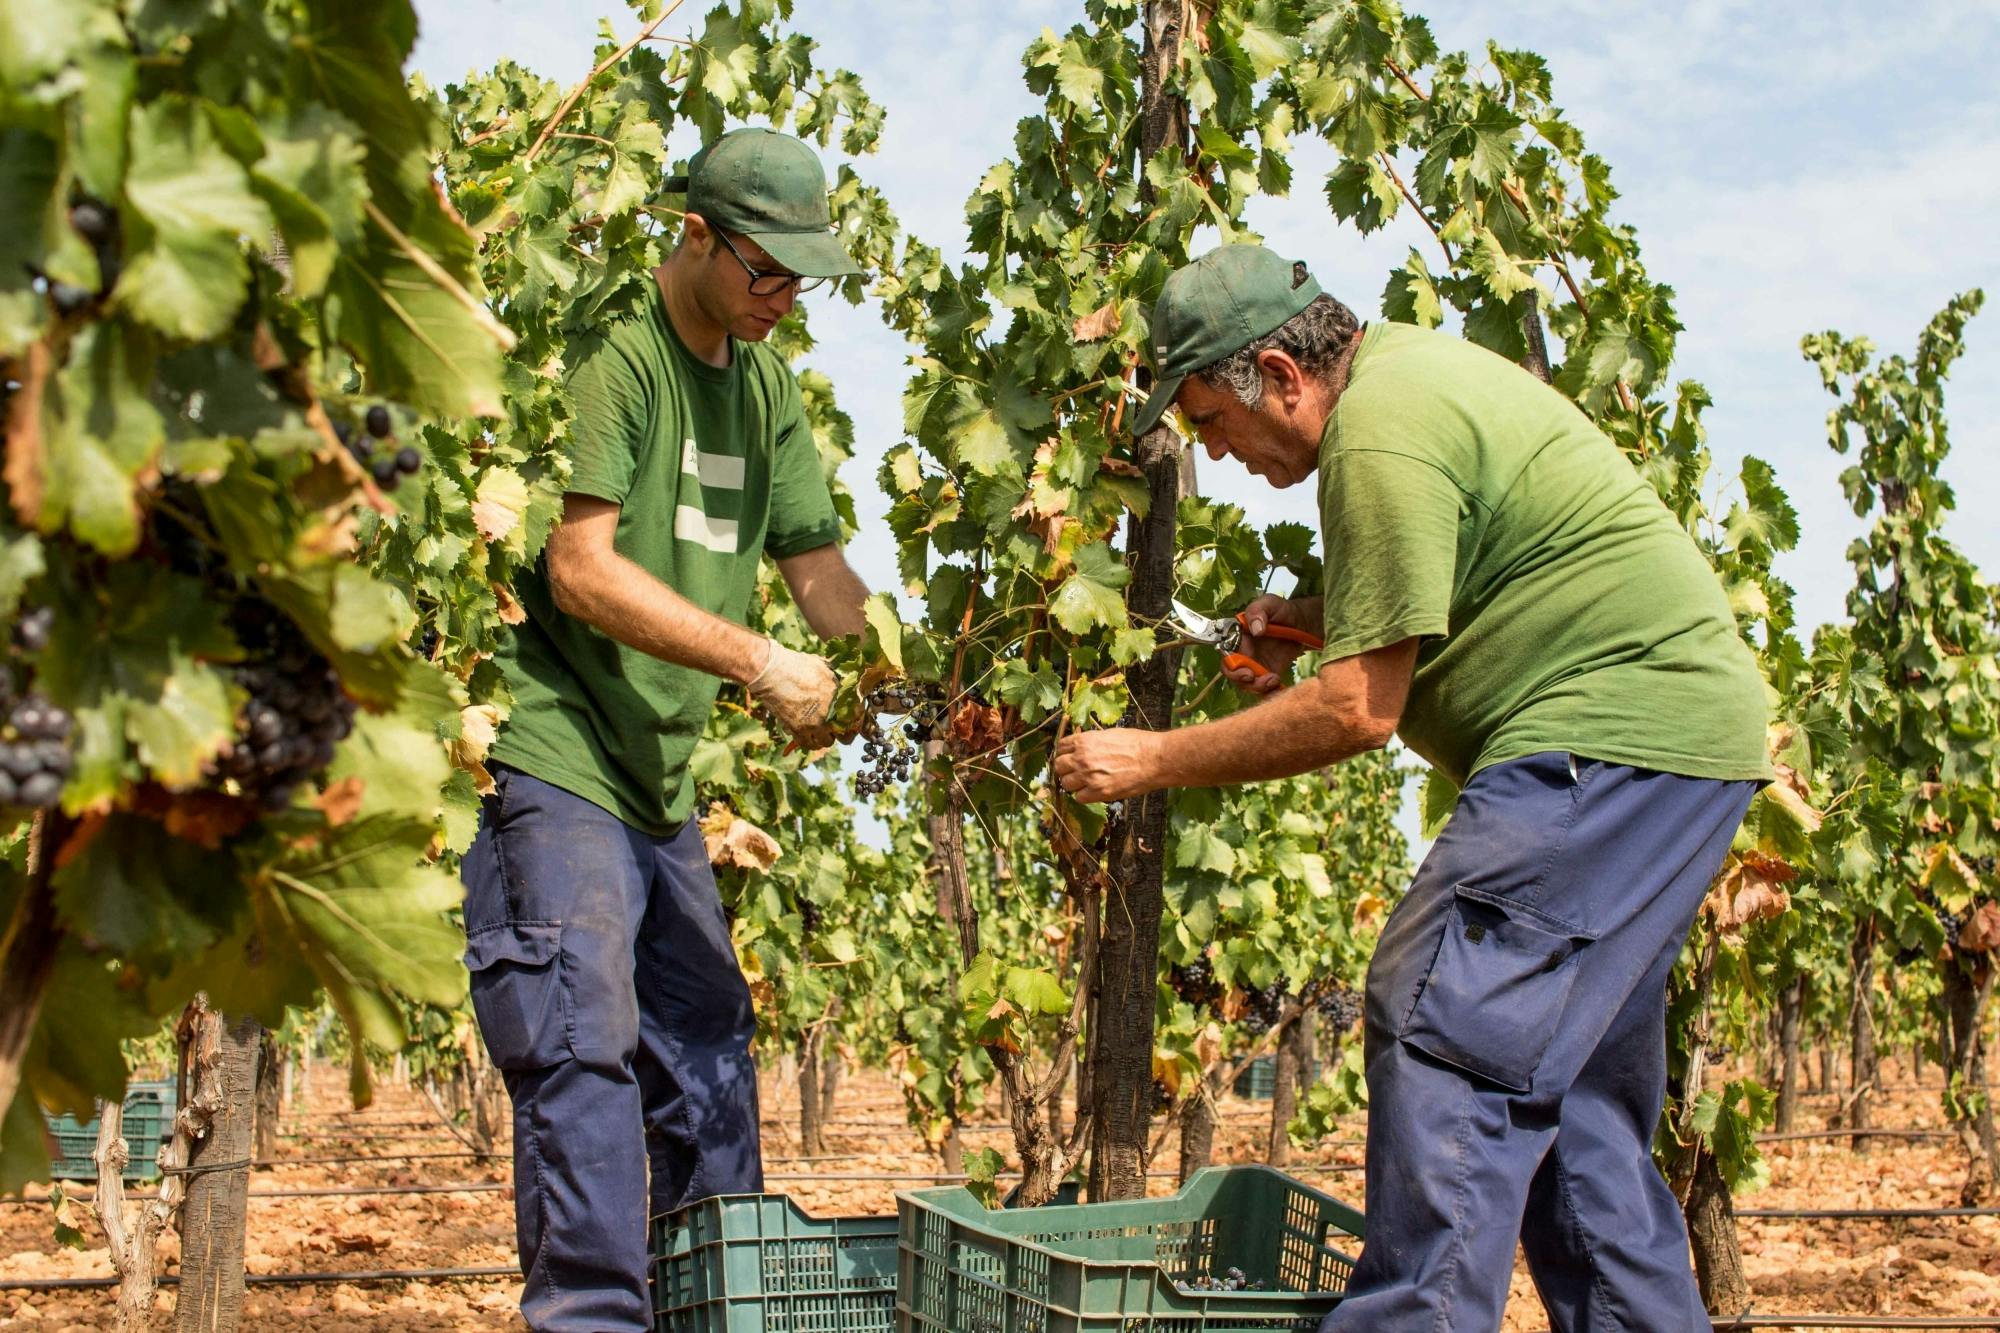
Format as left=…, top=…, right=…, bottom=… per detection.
left=680, top=438, right=745, bottom=490
left=674, top=505, right=739, bottom=554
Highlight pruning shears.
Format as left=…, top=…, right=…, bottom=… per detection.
left=1168, top=599, right=1323, bottom=684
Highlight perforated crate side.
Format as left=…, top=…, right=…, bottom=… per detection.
left=652, top=1192, right=898, bottom=1333
left=894, top=1165, right=1362, bottom=1332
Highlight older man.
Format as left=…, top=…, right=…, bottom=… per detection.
left=1055, top=244, right=1769, bottom=1331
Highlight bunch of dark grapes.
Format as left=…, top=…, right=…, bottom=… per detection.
left=210, top=607, right=356, bottom=810
left=1309, top=980, right=1363, bottom=1033
left=852, top=680, right=944, bottom=799
left=1239, top=978, right=1292, bottom=1036
left=798, top=899, right=822, bottom=935
left=1168, top=955, right=1223, bottom=1011
left=1178, top=1267, right=1267, bottom=1293
left=334, top=404, right=424, bottom=492
left=1150, top=1078, right=1175, bottom=1116
left=1938, top=907, right=1965, bottom=951
left=0, top=607, right=73, bottom=809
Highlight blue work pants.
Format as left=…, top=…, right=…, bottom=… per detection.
left=461, top=765, right=762, bottom=1332
left=1323, top=752, right=1757, bottom=1332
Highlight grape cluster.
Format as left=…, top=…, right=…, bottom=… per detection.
left=1309, top=981, right=1363, bottom=1033
left=1167, top=956, right=1223, bottom=1011
left=334, top=405, right=423, bottom=492
left=852, top=681, right=943, bottom=799
left=0, top=606, right=74, bottom=809
left=1239, top=977, right=1293, bottom=1035
left=798, top=899, right=822, bottom=936
left=1178, top=1267, right=1267, bottom=1293
left=1150, top=1078, right=1175, bottom=1115
left=210, top=609, right=355, bottom=810
left=44, top=199, right=120, bottom=317
left=0, top=691, right=74, bottom=810
left=1937, top=908, right=1965, bottom=951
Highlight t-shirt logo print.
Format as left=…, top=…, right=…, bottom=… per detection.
left=674, top=434, right=745, bottom=554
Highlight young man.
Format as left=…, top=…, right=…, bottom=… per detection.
left=462, top=128, right=873, bottom=1333
left=1054, top=244, right=1771, bottom=1331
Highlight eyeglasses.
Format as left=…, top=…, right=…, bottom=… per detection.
left=714, top=230, right=826, bottom=297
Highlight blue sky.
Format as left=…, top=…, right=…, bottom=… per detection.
left=412, top=0, right=1998, bottom=639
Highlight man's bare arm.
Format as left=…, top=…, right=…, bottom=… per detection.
left=544, top=494, right=768, bottom=683
left=1054, top=637, right=1417, bottom=802
left=776, top=543, right=870, bottom=640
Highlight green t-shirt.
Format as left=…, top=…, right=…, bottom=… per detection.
left=1317, top=322, right=1771, bottom=788
left=491, top=281, right=843, bottom=834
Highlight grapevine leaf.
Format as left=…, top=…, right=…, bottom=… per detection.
left=861, top=593, right=904, bottom=672
left=1419, top=769, right=1458, bottom=839
left=33, top=322, right=165, bottom=556
left=1048, top=541, right=1130, bottom=634
left=256, top=813, right=470, bottom=1039
left=116, top=96, right=275, bottom=340
left=52, top=812, right=234, bottom=964
left=323, top=656, right=461, bottom=825
left=250, top=104, right=370, bottom=299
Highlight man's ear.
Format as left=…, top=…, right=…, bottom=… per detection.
left=1256, top=348, right=1309, bottom=409
left=680, top=211, right=714, bottom=253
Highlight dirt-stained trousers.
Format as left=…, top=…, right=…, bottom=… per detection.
left=461, top=764, right=762, bottom=1333
left=1321, top=751, right=1758, bottom=1333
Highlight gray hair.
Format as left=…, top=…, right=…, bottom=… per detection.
left=1195, top=293, right=1361, bottom=408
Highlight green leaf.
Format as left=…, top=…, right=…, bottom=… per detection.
left=31, top=322, right=165, bottom=556
left=1002, top=965, right=1068, bottom=1016
left=53, top=812, right=234, bottom=963
left=861, top=593, right=904, bottom=672
left=0, top=530, right=45, bottom=621
left=1174, top=823, right=1237, bottom=875
left=1419, top=769, right=1458, bottom=839
left=1381, top=249, right=1444, bottom=329
left=1048, top=542, right=1130, bottom=634
left=116, top=96, right=275, bottom=340
left=251, top=104, right=370, bottom=299
left=323, top=655, right=460, bottom=825
left=39, top=562, right=241, bottom=797
left=257, top=814, right=469, bottom=1044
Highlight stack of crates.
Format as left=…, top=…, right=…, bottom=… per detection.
left=44, top=1080, right=177, bottom=1183
left=649, top=1164, right=1363, bottom=1333
left=1232, top=1054, right=1318, bottom=1100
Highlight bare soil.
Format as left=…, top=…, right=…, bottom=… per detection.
left=2, top=1061, right=1994, bottom=1330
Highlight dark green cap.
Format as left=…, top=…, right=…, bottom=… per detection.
left=666, top=127, right=862, bottom=278
left=1131, top=243, right=1322, bottom=437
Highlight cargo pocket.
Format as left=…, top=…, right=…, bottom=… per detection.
left=1397, top=884, right=1598, bottom=1094
left=464, top=921, right=570, bottom=1070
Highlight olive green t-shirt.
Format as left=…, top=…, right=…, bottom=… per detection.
left=1317, top=322, right=1771, bottom=788
left=491, top=282, right=842, bottom=834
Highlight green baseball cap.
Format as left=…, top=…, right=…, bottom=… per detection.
left=666, top=127, right=862, bottom=279
left=1131, top=243, right=1322, bottom=437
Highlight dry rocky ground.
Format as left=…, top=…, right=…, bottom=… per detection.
left=1, top=1062, right=1994, bottom=1330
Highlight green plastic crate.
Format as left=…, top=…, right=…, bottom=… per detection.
left=651, top=1192, right=899, bottom=1332
left=896, top=1165, right=1363, bottom=1333
left=45, top=1080, right=176, bottom=1183
left=1231, top=1056, right=1317, bottom=1101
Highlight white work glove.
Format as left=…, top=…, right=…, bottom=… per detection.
left=748, top=639, right=837, bottom=743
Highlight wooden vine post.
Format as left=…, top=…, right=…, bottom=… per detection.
left=1083, top=0, right=1189, bottom=1205
left=174, top=997, right=262, bottom=1333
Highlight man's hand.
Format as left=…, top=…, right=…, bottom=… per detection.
left=1226, top=593, right=1314, bottom=694
left=1054, top=728, right=1166, bottom=804
left=750, top=640, right=837, bottom=744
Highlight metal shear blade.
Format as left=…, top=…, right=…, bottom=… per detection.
left=1168, top=599, right=1241, bottom=653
